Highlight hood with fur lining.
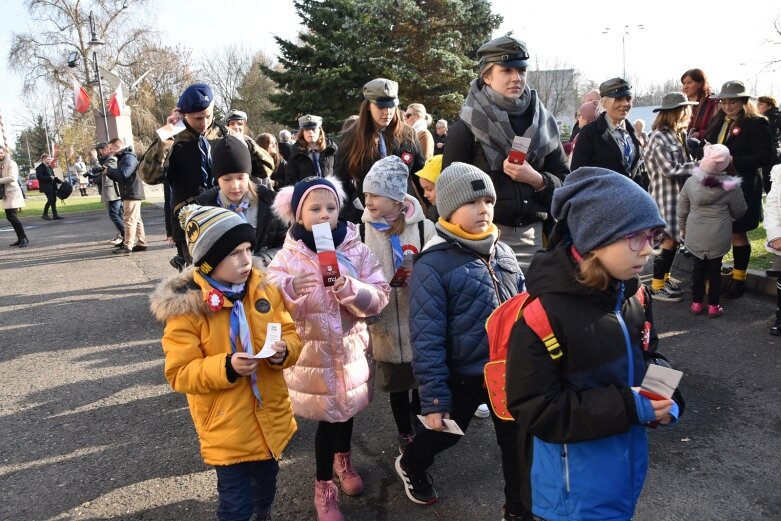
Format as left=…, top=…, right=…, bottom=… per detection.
left=149, top=258, right=267, bottom=323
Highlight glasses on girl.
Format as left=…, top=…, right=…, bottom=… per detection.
left=625, top=229, right=665, bottom=251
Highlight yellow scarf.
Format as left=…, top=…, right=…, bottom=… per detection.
left=437, top=217, right=498, bottom=240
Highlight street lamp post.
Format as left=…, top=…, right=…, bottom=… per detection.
left=602, top=25, right=645, bottom=79
left=87, top=11, right=110, bottom=141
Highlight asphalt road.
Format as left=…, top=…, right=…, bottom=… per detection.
left=0, top=206, right=779, bottom=521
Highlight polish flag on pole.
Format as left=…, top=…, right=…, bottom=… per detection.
left=73, top=78, right=90, bottom=113
left=107, top=84, right=124, bottom=117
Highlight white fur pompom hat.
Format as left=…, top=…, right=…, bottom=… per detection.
left=272, top=175, right=347, bottom=226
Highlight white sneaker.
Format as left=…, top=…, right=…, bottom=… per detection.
left=474, top=403, right=490, bottom=418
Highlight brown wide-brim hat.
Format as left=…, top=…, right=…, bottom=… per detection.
left=710, top=80, right=752, bottom=100
left=652, top=92, right=698, bottom=112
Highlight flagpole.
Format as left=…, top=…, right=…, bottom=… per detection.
left=88, top=12, right=110, bottom=141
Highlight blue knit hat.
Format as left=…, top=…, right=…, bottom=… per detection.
left=291, top=176, right=341, bottom=222
left=178, top=83, right=214, bottom=113
left=552, top=167, right=666, bottom=253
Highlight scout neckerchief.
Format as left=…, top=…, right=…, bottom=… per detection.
left=198, top=135, right=213, bottom=188
left=717, top=116, right=733, bottom=144
left=202, top=274, right=262, bottom=404
left=216, top=192, right=250, bottom=223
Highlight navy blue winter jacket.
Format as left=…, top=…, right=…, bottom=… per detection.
left=409, top=234, right=524, bottom=414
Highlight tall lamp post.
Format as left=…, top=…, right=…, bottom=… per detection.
left=87, top=11, right=109, bottom=140
left=602, top=24, right=645, bottom=79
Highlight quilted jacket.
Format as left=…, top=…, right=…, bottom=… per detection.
left=149, top=261, right=302, bottom=465
left=408, top=234, right=524, bottom=414
left=266, top=222, right=390, bottom=422
left=361, top=196, right=436, bottom=364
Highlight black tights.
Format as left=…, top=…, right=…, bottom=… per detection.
left=5, top=209, right=26, bottom=240
left=389, top=389, right=420, bottom=436
left=692, top=256, right=723, bottom=305
left=315, top=418, right=354, bottom=481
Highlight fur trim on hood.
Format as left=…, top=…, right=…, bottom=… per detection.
left=272, top=175, right=346, bottom=226
left=149, top=258, right=267, bottom=323
left=691, top=168, right=742, bottom=191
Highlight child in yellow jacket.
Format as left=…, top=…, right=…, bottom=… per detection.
left=150, top=204, right=301, bottom=521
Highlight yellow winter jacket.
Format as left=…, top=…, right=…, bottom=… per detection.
left=150, top=263, right=301, bottom=465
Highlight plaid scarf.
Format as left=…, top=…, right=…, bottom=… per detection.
left=460, top=80, right=560, bottom=171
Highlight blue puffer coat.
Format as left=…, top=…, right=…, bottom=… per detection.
left=409, top=234, right=524, bottom=414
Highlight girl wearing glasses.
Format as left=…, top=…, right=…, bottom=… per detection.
left=701, top=81, right=773, bottom=298
left=506, top=166, right=683, bottom=521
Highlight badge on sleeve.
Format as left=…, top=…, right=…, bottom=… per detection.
left=401, top=151, right=413, bottom=165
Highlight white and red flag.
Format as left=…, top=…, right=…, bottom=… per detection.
left=73, top=78, right=90, bottom=113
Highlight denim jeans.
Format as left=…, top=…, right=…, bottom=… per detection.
left=214, top=459, right=279, bottom=521
left=106, top=200, right=124, bottom=236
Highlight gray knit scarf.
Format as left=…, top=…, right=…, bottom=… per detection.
left=435, top=221, right=498, bottom=256
left=460, top=80, right=560, bottom=171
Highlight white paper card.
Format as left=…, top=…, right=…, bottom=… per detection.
left=641, top=364, right=683, bottom=399
left=155, top=120, right=186, bottom=141
left=312, top=222, right=336, bottom=252
left=512, top=136, right=531, bottom=153
left=416, top=415, right=464, bottom=436
left=253, top=323, right=282, bottom=359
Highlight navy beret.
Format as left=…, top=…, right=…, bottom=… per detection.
left=178, top=83, right=214, bottom=113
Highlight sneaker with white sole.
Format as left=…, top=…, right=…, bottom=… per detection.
left=650, top=287, right=683, bottom=302
left=664, top=279, right=683, bottom=296
left=474, top=403, right=490, bottom=418
left=395, top=454, right=437, bottom=505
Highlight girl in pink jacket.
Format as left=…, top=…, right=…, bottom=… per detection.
left=268, top=176, right=390, bottom=521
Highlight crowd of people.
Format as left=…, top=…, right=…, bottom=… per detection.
left=142, top=35, right=776, bottom=521
left=3, top=30, right=780, bottom=521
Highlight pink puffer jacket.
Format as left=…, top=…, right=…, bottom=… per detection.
left=266, top=222, right=390, bottom=423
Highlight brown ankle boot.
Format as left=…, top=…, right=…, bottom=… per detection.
left=314, top=479, right=343, bottom=521
left=333, top=450, right=364, bottom=496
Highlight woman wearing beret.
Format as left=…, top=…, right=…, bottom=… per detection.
left=571, top=77, right=645, bottom=188
left=703, top=81, right=773, bottom=298
left=681, top=68, right=719, bottom=140
left=644, top=92, right=700, bottom=302
left=284, top=114, right=337, bottom=187
left=443, top=35, right=569, bottom=270
left=333, top=78, right=426, bottom=223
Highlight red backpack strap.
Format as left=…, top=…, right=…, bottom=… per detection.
left=523, top=298, right=562, bottom=360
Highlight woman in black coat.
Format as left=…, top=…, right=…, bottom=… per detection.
left=284, top=114, right=337, bottom=187
left=570, top=78, right=644, bottom=188
left=443, top=35, right=568, bottom=270
left=702, top=81, right=773, bottom=298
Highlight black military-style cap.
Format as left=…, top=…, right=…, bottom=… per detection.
left=476, top=35, right=529, bottom=69
left=93, top=141, right=109, bottom=149
left=599, top=77, right=632, bottom=98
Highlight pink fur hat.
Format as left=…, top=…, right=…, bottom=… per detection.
left=700, top=144, right=732, bottom=174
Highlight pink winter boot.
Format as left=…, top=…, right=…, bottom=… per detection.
left=314, top=479, right=343, bottom=521
left=333, top=450, right=365, bottom=496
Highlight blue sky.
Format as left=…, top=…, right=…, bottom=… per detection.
left=2, top=0, right=779, bottom=146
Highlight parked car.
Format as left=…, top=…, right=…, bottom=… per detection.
left=26, top=173, right=39, bottom=191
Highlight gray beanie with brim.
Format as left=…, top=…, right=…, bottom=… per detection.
left=551, top=167, right=666, bottom=254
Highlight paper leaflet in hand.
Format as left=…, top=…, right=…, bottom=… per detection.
left=416, top=415, right=464, bottom=436
left=508, top=136, right=531, bottom=165
left=252, top=323, right=282, bottom=359
left=389, top=251, right=414, bottom=287
left=313, top=222, right=340, bottom=287
left=639, top=364, right=683, bottom=401
left=156, top=120, right=186, bottom=141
